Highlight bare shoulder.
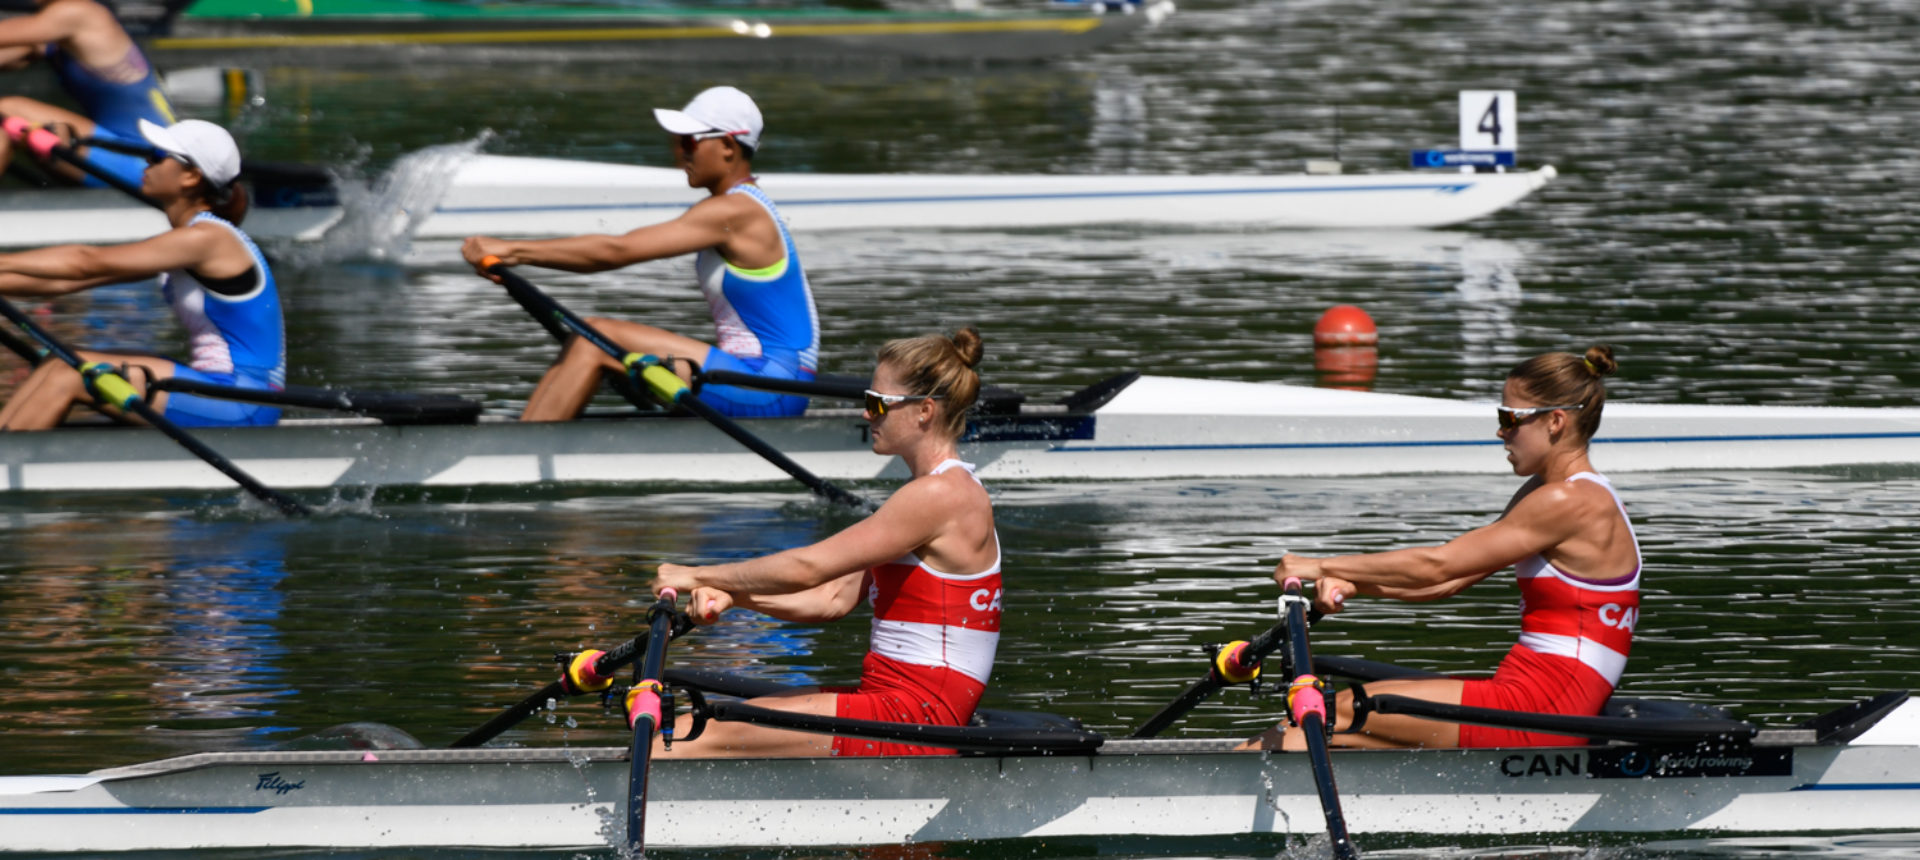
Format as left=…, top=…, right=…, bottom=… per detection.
left=1512, top=476, right=1614, bottom=521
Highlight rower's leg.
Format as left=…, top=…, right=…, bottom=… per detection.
left=518, top=317, right=715, bottom=422
left=0, top=352, right=175, bottom=430
left=1239, top=677, right=1464, bottom=751
left=0, top=360, right=84, bottom=430
left=653, top=689, right=840, bottom=759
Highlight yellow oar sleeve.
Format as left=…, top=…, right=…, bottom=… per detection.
left=80, top=362, right=141, bottom=410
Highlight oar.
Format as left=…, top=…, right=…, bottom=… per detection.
left=448, top=609, right=695, bottom=749
left=479, top=257, right=872, bottom=510
left=625, top=588, right=680, bottom=853
left=1130, top=615, right=1292, bottom=738
left=1, top=114, right=163, bottom=209
left=0, top=296, right=310, bottom=517
left=1278, top=577, right=1358, bottom=860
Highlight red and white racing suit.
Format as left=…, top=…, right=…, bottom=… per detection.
left=1457, top=471, right=1641, bottom=747
left=830, top=459, right=1002, bottom=756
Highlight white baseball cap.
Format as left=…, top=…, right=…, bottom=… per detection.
left=138, top=118, right=241, bottom=188
left=653, top=86, right=763, bottom=153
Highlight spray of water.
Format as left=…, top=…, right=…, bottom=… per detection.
left=312, top=133, right=495, bottom=265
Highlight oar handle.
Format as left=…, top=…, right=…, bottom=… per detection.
left=2, top=113, right=162, bottom=209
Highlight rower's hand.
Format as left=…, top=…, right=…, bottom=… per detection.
left=1274, top=553, right=1325, bottom=584
left=653, top=562, right=701, bottom=597
left=1313, top=577, right=1357, bottom=615
left=461, top=236, right=512, bottom=281
left=687, top=587, right=733, bottom=625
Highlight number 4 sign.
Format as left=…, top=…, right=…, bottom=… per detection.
left=1459, top=91, right=1517, bottom=152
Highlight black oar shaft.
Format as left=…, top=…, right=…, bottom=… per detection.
left=1279, top=579, right=1357, bottom=860
left=482, top=260, right=871, bottom=510
left=1130, top=616, right=1292, bottom=738
left=449, top=634, right=653, bottom=749
left=626, top=589, right=679, bottom=853
left=0, top=297, right=309, bottom=516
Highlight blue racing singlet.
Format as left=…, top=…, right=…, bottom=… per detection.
left=45, top=43, right=175, bottom=137
left=693, top=183, right=820, bottom=374
left=160, top=213, right=286, bottom=390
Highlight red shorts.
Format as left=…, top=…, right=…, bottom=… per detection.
left=826, top=652, right=984, bottom=757
left=1455, top=643, right=1615, bottom=748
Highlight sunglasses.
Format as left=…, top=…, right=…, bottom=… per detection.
left=144, top=149, right=195, bottom=169
left=676, top=130, right=738, bottom=151
left=1496, top=403, right=1584, bottom=431
left=864, top=389, right=941, bottom=416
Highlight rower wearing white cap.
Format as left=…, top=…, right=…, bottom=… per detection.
left=462, top=86, right=821, bottom=421
left=0, top=119, right=286, bottom=431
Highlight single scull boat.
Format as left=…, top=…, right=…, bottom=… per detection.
left=2, top=372, right=1918, bottom=495
left=0, top=153, right=1558, bottom=248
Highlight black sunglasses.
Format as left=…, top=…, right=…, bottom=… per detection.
left=864, top=389, right=942, bottom=416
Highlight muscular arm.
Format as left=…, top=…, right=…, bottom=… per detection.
left=1281, top=480, right=1589, bottom=594
left=463, top=193, right=758, bottom=274
left=727, top=571, right=869, bottom=623
left=0, top=224, right=235, bottom=288
left=658, top=477, right=954, bottom=597
left=0, top=1, right=81, bottom=50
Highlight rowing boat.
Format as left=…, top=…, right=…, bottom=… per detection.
left=133, top=0, right=1168, bottom=65
left=0, top=152, right=1559, bottom=249
left=4, top=372, right=1918, bottom=496
left=1, top=685, right=1913, bottom=852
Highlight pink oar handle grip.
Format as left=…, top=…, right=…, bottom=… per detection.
left=657, top=587, right=679, bottom=602
left=1283, top=576, right=1304, bottom=590
left=24, top=126, right=61, bottom=159
left=2, top=116, right=30, bottom=142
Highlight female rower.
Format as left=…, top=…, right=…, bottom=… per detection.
left=1247, top=345, right=1637, bottom=750
left=0, top=119, right=284, bottom=431
left=650, top=327, right=998, bottom=758
left=460, top=85, right=820, bottom=421
left=0, top=0, right=177, bottom=187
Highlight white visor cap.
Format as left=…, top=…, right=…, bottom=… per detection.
left=653, top=86, right=763, bottom=153
left=138, top=118, right=242, bottom=188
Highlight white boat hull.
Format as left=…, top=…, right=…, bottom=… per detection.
left=3, top=705, right=1918, bottom=852
left=3, top=375, right=1919, bottom=495
left=0, top=155, right=1555, bottom=248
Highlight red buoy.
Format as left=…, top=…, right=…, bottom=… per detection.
left=1313, top=305, right=1378, bottom=347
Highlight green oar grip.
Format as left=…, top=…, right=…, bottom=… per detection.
left=80, top=362, right=142, bottom=410
left=634, top=361, right=688, bottom=404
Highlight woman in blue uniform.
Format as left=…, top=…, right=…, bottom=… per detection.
left=461, top=86, right=821, bottom=421
left=0, top=0, right=177, bottom=188
left=0, top=119, right=284, bottom=431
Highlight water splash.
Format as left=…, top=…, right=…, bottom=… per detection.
left=316, top=133, right=494, bottom=264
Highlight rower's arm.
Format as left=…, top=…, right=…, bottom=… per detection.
left=462, top=195, right=748, bottom=274
left=728, top=571, right=869, bottom=623
left=0, top=272, right=129, bottom=297
left=655, top=478, right=953, bottom=596
left=0, top=2, right=81, bottom=49
left=0, top=226, right=227, bottom=285
left=1283, top=484, right=1586, bottom=592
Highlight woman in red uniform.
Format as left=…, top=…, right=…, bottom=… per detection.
left=651, top=326, right=998, bottom=757
left=1249, top=345, right=1637, bottom=750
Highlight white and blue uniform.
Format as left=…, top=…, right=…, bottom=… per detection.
left=45, top=42, right=176, bottom=189
left=692, top=183, right=819, bottom=418
left=157, top=213, right=285, bottom=427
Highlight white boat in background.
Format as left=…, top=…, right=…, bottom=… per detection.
left=0, top=694, right=1914, bottom=852
left=3, top=373, right=1918, bottom=496
left=409, top=155, right=1559, bottom=238
left=0, top=153, right=1556, bottom=249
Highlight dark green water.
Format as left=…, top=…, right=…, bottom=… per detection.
left=2, top=0, right=1920, bottom=857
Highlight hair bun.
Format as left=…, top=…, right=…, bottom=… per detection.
left=950, top=326, right=984, bottom=369
left=1584, top=344, right=1618, bottom=377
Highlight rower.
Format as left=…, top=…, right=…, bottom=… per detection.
left=0, top=0, right=178, bottom=188
left=0, top=119, right=285, bottom=431
left=651, top=328, right=998, bottom=757
left=461, top=85, right=820, bottom=422
left=1245, top=346, right=1640, bottom=750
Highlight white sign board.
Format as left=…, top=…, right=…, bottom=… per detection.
left=1459, top=90, right=1517, bottom=152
